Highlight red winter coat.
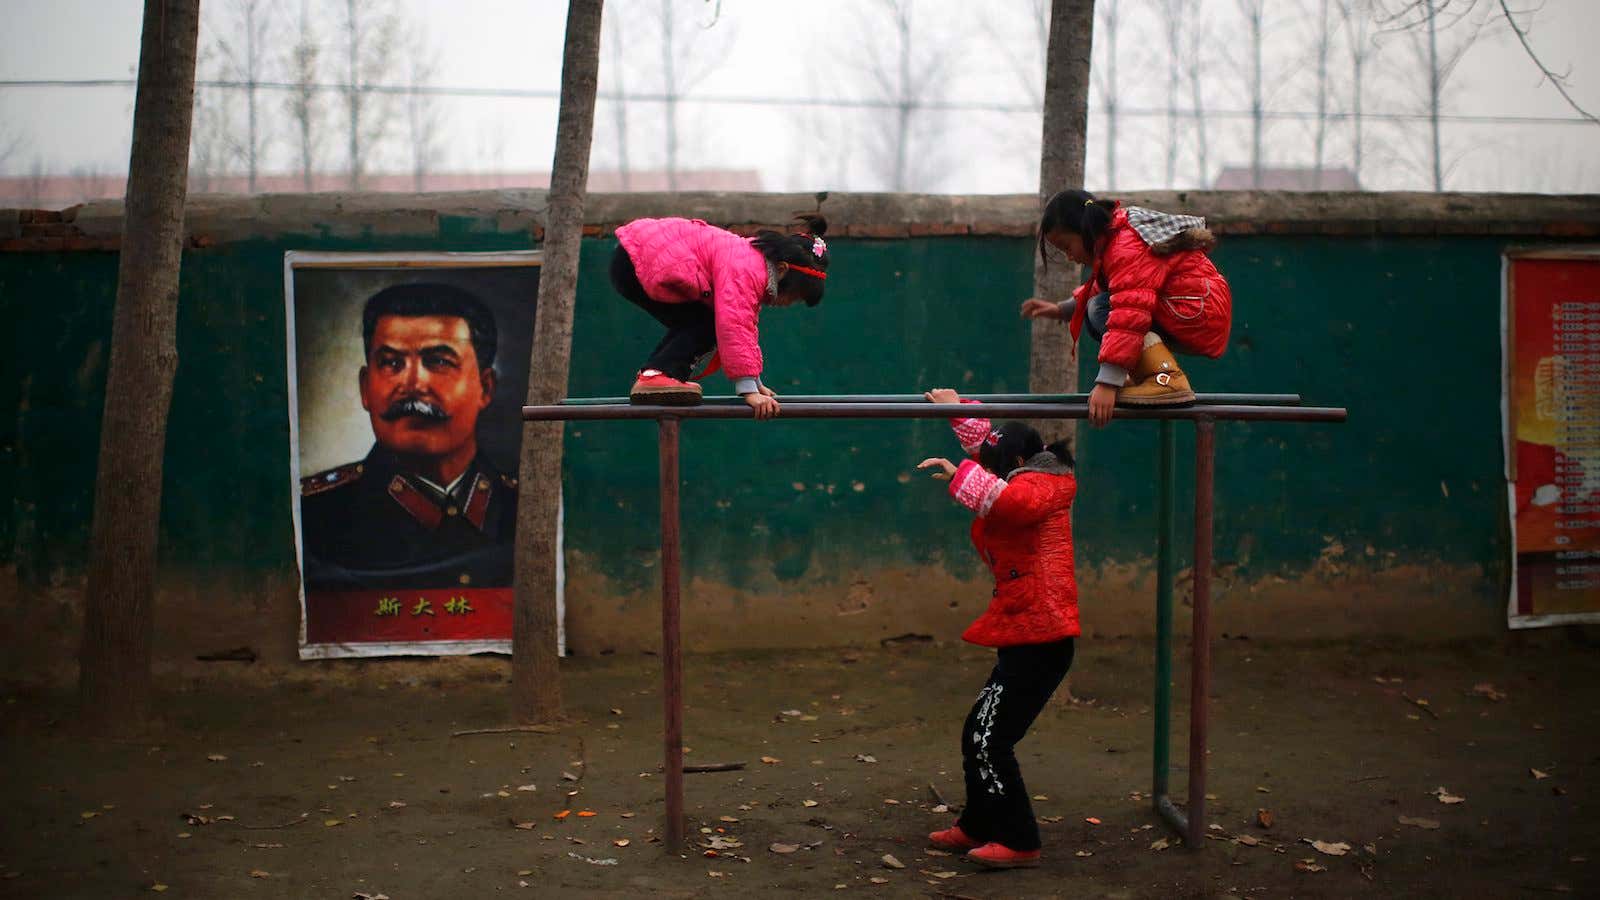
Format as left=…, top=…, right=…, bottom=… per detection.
left=1069, top=205, right=1233, bottom=372
left=946, top=412, right=1080, bottom=648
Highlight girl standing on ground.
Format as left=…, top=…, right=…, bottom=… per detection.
left=916, top=388, right=1079, bottom=869
left=1021, top=189, right=1233, bottom=426
left=610, top=214, right=830, bottom=418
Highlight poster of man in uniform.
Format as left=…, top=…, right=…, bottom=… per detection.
left=1505, top=248, right=1600, bottom=628
left=284, top=251, right=559, bottom=658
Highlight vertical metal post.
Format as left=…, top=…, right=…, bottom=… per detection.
left=1153, top=420, right=1175, bottom=802
left=1187, top=418, right=1216, bottom=848
left=658, top=416, right=684, bottom=852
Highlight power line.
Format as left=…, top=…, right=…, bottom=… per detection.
left=2, top=78, right=1597, bottom=127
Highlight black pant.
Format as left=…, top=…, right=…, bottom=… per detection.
left=956, top=638, right=1074, bottom=851
left=610, top=245, right=716, bottom=381
left=1067, top=291, right=1174, bottom=345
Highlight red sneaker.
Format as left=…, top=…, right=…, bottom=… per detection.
left=966, top=842, right=1041, bottom=869
left=928, top=824, right=981, bottom=852
left=629, top=371, right=703, bottom=406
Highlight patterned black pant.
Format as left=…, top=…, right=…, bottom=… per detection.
left=956, top=638, right=1075, bottom=851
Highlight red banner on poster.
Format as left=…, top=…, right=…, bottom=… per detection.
left=1506, top=250, right=1600, bottom=628
left=304, top=588, right=513, bottom=645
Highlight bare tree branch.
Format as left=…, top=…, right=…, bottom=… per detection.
left=1497, top=0, right=1600, bottom=125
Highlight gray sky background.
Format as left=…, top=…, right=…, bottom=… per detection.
left=2, top=0, right=1597, bottom=194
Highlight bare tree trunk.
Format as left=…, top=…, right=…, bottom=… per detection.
left=1185, top=7, right=1209, bottom=186
left=1100, top=0, right=1120, bottom=190
left=512, top=0, right=604, bottom=724
left=78, top=0, right=200, bottom=734
left=660, top=0, right=677, bottom=191
left=243, top=0, right=262, bottom=193
left=1426, top=0, right=1442, bottom=191
left=1313, top=0, right=1330, bottom=188
left=346, top=0, right=362, bottom=189
left=1338, top=0, right=1369, bottom=184
left=1163, top=0, right=1181, bottom=187
left=606, top=11, right=630, bottom=190
left=1246, top=0, right=1264, bottom=187
left=894, top=4, right=913, bottom=192
left=1032, top=0, right=1094, bottom=448
left=289, top=0, right=319, bottom=191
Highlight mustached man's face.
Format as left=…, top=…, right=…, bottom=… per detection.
left=359, top=314, right=495, bottom=463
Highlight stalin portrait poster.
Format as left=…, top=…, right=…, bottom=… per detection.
left=284, top=252, right=555, bottom=658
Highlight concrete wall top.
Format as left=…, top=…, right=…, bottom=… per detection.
left=4, top=190, right=1599, bottom=249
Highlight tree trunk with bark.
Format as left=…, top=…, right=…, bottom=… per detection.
left=1031, top=0, right=1094, bottom=448
left=78, top=0, right=201, bottom=733
left=512, top=0, right=604, bottom=724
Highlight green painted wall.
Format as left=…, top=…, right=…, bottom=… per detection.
left=0, top=229, right=1524, bottom=614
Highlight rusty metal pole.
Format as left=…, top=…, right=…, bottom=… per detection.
left=1187, top=418, right=1216, bottom=848
left=658, top=416, right=684, bottom=851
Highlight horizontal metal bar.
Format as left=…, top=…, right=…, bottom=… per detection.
left=524, top=402, right=1347, bottom=423
left=1156, top=794, right=1191, bottom=843
left=559, top=392, right=1303, bottom=407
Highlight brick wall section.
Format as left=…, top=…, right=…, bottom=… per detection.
left=3, top=190, right=1599, bottom=252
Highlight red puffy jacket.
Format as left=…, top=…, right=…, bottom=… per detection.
left=946, top=414, right=1080, bottom=648
left=1068, top=205, right=1233, bottom=372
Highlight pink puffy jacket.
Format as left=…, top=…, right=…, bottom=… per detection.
left=615, top=217, right=772, bottom=383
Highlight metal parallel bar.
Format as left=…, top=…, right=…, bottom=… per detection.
left=525, top=402, right=1347, bottom=423
left=1187, top=419, right=1216, bottom=848
left=1157, top=795, right=1190, bottom=838
left=560, top=392, right=1303, bottom=407
left=658, top=417, right=685, bottom=852
left=1153, top=420, right=1176, bottom=806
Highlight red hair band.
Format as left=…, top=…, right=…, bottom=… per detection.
left=788, top=263, right=827, bottom=280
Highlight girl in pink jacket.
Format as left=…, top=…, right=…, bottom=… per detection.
left=611, top=214, right=831, bottom=418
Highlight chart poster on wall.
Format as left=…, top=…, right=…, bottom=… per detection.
left=284, top=251, right=561, bottom=658
left=1505, top=248, right=1600, bottom=629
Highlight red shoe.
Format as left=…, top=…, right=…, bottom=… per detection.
left=629, top=371, right=703, bottom=406
left=928, top=824, right=981, bottom=852
left=966, top=842, right=1041, bottom=869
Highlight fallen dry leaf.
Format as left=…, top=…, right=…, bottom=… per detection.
left=1039, top=815, right=1065, bottom=824
left=1257, top=808, right=1275, bottom=829
left=855, top=754, right=877, bottom=764
left=881, top=854, right=905, bottom=869
left=150, top=885, right=168, bottom=893
left=1085, top=816, right=1102, bottom=825
left=387, top=800, right=407, bottom=809
left=1398, top=815, right=1440, bottom=830
left=1532, top=768, right=1550, bottom=780
left=561, top=772, right=579, bottom=782
left=869, top=876, right=889, bottom=884
left=1471, top=683, right=1506, bottom=701
left=770, top=842, right=800, bottom=854
left=719, top=815, right=739, bottom=823
left=1236, top=835, right=1261, bottom=847
left=80, top=811, right=100, bottom=820
left=251, top=843, right=284, bottom=849
left=614, top=838, right=630, bottom=848
left=353, top=893, right=391, bottom=900
left=323, top=819, right=343, bottom=827
left=577, top=810, right=597, bottom=818
left=1150, top=838, right=1170, bottom=851
left=1308, top=840, right=1351, bottom=856
left=1075, top=849, right=1094, bottom=857
left=517, top=870, right=533, bottom=876
left=249, top=869, right=270, bottom=878
left=931, top=804, right=948, bottom=814
left=1033, top=794, right=1049, bottom=801
left=206, top=754, right=227, bottom=762
left=760, top=756, right=781, bottom=765
left=1295, top=859, right=1328, bottom=873
left=802, top=799, right=819, bottom=808
left=516, top=784, right=537, bottom=793
left=512, top=821, right=536, bottom=830
left=1433, top=787, right=1466, bottom=805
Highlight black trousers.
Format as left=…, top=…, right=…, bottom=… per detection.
left=610, top=245, right=716, bottom=381
left=956, top=638, right=1074, bottom=851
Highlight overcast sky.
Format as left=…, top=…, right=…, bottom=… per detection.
left=2, top=0, right=1597, bottom=194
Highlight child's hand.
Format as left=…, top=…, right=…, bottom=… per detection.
left=744, top=392, right=780, bottom=420
left=923, top=388, right=961, bottom=405
left=917, top=457, right=958, bottom=481
left=758, top=384, right=779, bottom=399
left=1020, top=298, right=1062, bottom=320
left=1088, top=383, right=1117, bottom=427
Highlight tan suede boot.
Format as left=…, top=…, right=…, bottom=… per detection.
left=1118, top=338, right=1197, bottom=406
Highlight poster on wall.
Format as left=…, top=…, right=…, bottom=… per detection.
left=1505, top=248, right=1600, bottom=629
left=284, top=251, right=561, bottom=658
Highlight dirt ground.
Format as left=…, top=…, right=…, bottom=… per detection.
left=3, top=633, right=1597, bottom=900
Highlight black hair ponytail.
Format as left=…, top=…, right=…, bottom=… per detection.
left=751, top=214, right=830, bottom=307
left=977, top=422, right=1076, bottom=475
left=1037, top=189, right=1116, bottom=270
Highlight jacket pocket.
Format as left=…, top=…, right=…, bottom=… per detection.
left=1159, top=277, right=1209, bottom=322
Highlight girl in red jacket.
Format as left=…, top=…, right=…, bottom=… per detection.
left=610, top=214, right=830, bottom=418
left=916, top=388, right=1079, bottom=869
left=1021, top=189, right=1233, bottom=426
